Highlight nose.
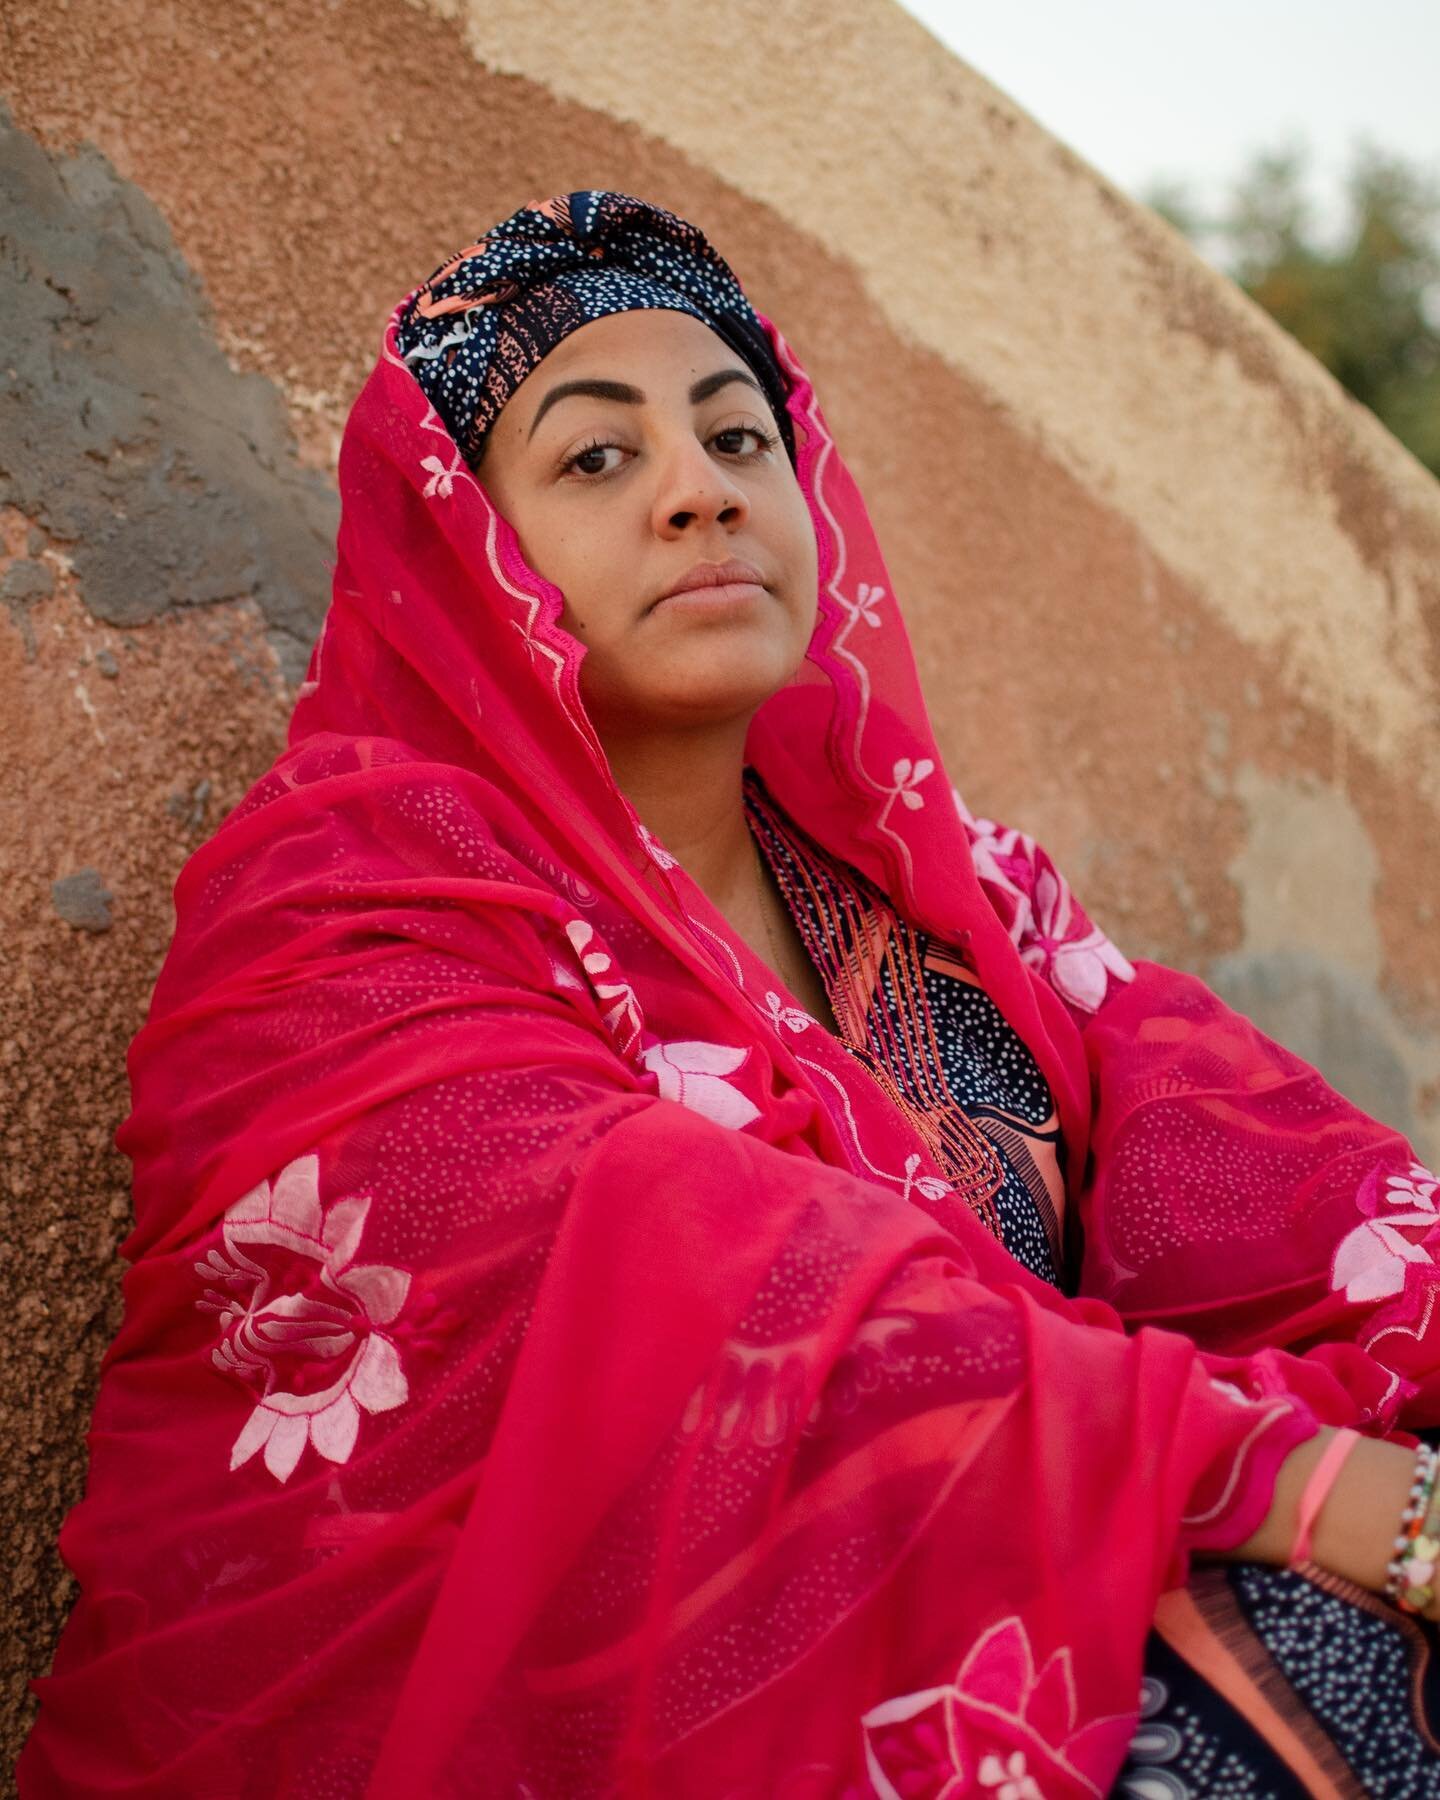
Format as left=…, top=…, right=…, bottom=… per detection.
left=650, top=429, right=750, bottom=539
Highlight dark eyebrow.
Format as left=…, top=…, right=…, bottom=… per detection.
left=526, top=366, right=765, bottom=441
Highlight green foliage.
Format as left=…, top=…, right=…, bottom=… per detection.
left=1142, top=142, right=1440, bottom=477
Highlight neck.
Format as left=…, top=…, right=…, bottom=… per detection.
left=602, top=719, right=755, bottom=912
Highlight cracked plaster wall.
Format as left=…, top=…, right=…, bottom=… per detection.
left=2, top=0, right=1439, bottom=1773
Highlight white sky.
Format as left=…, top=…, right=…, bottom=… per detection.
left=900, top=2, right=1440, bottom=248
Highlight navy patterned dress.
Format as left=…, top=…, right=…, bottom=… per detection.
left=745, top=766, right=1440, bottom=1800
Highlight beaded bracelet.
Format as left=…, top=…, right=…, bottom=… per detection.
left=1385, top=1440, right=1440, bottom=1613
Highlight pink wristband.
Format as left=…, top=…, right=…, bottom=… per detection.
left=1288, top=1426, right=1362, bottom=1569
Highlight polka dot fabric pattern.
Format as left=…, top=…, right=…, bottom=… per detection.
left=393, top=189, right=796, bottom=469
left=18, top=190, right=1440, bottom=1797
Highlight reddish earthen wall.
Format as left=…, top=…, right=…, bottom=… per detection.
left=3, top=0, right=1437, bottom=1770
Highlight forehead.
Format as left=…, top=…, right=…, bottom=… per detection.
left=501, top=308, right=737, bottom=428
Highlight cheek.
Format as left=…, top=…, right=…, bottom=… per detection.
left=784, top=502, right=820, bottom=612
left=553, top=557, right=628, bottom=645
left=512, top=514, right=603, bottom=631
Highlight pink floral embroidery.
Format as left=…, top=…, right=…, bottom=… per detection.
left=1332, top=1161, right=1440, bottom=1304
left=195, top=1153, right=410, bottom=1484
left=860, top=1617, right=1137, bottom=1799
left=958, top=807, right=1134, bottom=1015
left=641, top=1039, right=761, bottom=1130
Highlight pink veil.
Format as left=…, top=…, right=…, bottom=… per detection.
left=19, top=289, right=1440, bottom=1799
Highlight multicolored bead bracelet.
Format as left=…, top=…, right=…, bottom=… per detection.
left=1385, top=1440, right=1440, bottom=1615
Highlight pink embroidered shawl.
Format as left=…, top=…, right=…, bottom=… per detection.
left=19, top=294, right=1440, bottom=1799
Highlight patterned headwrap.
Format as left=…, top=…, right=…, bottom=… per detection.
left=394, top=189, right=798, bottom=470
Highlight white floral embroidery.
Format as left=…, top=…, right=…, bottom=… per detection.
left=1028, top=865, right=1134, bottom=1013
left=763, top=990, right=812, bottom=1034
left=861, top=1615, right=1127, bottom=1799
left=564, top=918, right=643, bottom=1056
left=194, top=1153, right=410, bottom=1484
left=979, top=1750, right=1044, bottom=1800
left=641, top=1040, right=761, bottom=1129
left=1332, top=1161, right=1440, bottom=1303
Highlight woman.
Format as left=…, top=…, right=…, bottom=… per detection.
left=19, top=190, right=1440, bottom=1797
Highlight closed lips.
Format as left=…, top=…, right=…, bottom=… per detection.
left=655, top=560, right=767, bottom=604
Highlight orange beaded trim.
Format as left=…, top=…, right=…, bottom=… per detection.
left=744, top=775, right=1007, bottom=1242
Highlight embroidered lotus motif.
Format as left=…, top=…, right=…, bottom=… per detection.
left=960, top=811, right=1134, bottom=1015
left=1024, top=866, right=1135, bottom=1014
left=195, top=1153, right=411, bottom=1483
left=1332, top=1161, right=1440, bottom=1304
left=640, top=1039, right=761, bottom=1130
left=860, top=1616, right=1137, bottom=1799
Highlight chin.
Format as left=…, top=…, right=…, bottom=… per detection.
left=654, top=648, right=801, bottom=719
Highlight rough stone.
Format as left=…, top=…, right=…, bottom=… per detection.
left=1, top=561, right=53, bottom=604
left=49, top=868, right=114, bottom=932
left=0, top=100, right=335, bottom=686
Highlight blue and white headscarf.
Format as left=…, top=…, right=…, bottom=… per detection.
left=394, top=190, right=796, bottom=469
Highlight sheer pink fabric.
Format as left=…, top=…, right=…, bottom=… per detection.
left=19, top=296, right=1440, bottom=1798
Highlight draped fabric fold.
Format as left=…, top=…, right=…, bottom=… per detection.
left=19, top=266, right=1440, bottom=1797
left=960, top=808, right=1440, bottom=1429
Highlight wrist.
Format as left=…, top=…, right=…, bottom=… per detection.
left=1309, top=1434, right=1421, bottom=1595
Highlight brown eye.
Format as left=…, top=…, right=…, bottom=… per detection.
left=560, top=438, right=625, bottom=479
left=713, top=425, right=776, bottom=457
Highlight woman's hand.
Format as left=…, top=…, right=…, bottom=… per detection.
left=1214, top=1426, right=1440, bottom=1622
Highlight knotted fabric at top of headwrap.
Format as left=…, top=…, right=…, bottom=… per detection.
left=394, top=189, right=798, bottom=470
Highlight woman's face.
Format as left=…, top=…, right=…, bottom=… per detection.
left=477, top=308, right=819, bottom=743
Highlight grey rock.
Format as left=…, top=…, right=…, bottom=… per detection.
left=51, top=869, right=114, bottom=932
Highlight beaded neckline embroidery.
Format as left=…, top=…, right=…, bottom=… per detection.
left=743, top=768, right=1006, bottom=1240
